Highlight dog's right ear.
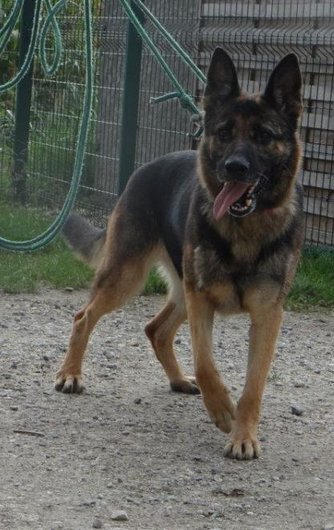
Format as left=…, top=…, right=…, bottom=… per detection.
left=204, top=48, right=241, bottom=108
left=263, top=53, right=302, bottom=129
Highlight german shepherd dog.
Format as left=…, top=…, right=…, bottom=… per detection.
left=56, top=49, right=304, bottom=459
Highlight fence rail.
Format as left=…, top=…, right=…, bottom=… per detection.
left=0, top=0, right=333, bottom=245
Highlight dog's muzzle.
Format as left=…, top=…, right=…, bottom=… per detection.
left=214, top=155, right=259, bottom=220
left=224, top=154, right=250, bottom=181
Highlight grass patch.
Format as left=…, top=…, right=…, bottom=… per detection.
left=0, top=240, right=93, bottom=293
left=0, top=204, right=166, bottom=294
left=0, top=205, right=333, bottom=308
left=143, top=267, right=167, bottom=295
left=286, top=247, right=334, bottom=310
left=0, top=205, right=93, bottom=293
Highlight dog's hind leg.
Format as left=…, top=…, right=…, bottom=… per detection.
left=145, top=299, right=199, bottom=395
left=145, top=257, right=199, bottom=395
left=55, top=244, right=159, bottom=394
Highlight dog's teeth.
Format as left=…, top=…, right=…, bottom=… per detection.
left=246, top=199, right=252, bottom=207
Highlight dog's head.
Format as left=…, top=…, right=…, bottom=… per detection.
left=199, top=48, right=303, bottom=221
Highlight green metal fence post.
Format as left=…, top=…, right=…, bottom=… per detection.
left=12, top=0, right=36, bottom=204
left=117, top=0, right=144, bottom=196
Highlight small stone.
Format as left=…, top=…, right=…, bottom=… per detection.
left=81, top=500, right=96, bottom=507
left=51, top=523, right=64, bottom=530
left=193, top=455, right=204, bottom=462
left=92, top=518, right=103, bottom=528
left=10, top=405, right=19, bottom=411
left=291, top=404, right=304, bottom=416
left=64, top=287, right=73, bottom=292
left=293, top=381, right=305, bottom=388
left=134, top=398, right=142, bottom=404
left=111, top=511, right=129, bottom=521
left=201, top=510, right=214, bottom=517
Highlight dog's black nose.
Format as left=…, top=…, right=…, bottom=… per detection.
left=224, top=155, right=250, bottom=179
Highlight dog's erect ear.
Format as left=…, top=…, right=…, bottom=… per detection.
left=204, top=48, right=241, bottom=108
left=263, top=54, right=302, bottom=128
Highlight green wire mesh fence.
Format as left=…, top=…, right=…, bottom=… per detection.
left=0, top=0, right=333, bottom=245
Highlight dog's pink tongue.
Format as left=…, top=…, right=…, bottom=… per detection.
left=213, top=182, right=249, bottom=221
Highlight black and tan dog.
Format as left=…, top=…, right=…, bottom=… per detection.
left=56, top=48, right=304, bottom=459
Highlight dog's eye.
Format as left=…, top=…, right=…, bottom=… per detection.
left=217, top=127, right=232, bottom=142
left=257, top=128, right=274, bottom=144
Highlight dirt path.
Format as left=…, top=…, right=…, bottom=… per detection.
left=0, top=289, right=333, bottom=530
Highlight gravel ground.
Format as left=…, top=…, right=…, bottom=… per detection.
left=0, top=289, right=333, bottom=530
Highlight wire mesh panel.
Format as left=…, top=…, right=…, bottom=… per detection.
left=134, top=0, right=201, bottom=166
left=29, top=0, right=127, bottom=224
left=0, top=0, right=333, bottom=244
left=0, top=1, right=100, bottom=225
left=94, top=0, right=127, bottom=214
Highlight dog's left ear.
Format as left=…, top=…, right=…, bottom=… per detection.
left=264, top=54, right=302, bottom=129
left=204, top=48, right=241, bottom=108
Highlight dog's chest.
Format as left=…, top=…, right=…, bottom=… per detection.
left=191, top=243, right=267, bottom=313
left=193, top=239, right=258, bottom=282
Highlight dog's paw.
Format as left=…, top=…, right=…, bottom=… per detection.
left=55, top=373, right=84, bottom=394
left=210, top=408, right=234, bottom=433
left=223, top=435, right=260, bottom=460
left=203, top=390, right=236, bottom=433
left=170, top=376, right=200, bottom=395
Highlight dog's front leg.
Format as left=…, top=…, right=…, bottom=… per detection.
left=224, top=301, right=283, bottom=460
left=185, top=286, right=235, bottom=433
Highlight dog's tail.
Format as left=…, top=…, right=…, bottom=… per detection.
left=62, top=213, right=106, bottom=269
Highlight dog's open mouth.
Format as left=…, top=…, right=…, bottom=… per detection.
left=213, top=180, right=259, bottom=221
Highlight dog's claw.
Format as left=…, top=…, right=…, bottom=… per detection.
left=170, top=376, right=200, bottom=395
left=223, top=437, right=261, bottom=460
left=55, top=374, right=83, bottom=394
